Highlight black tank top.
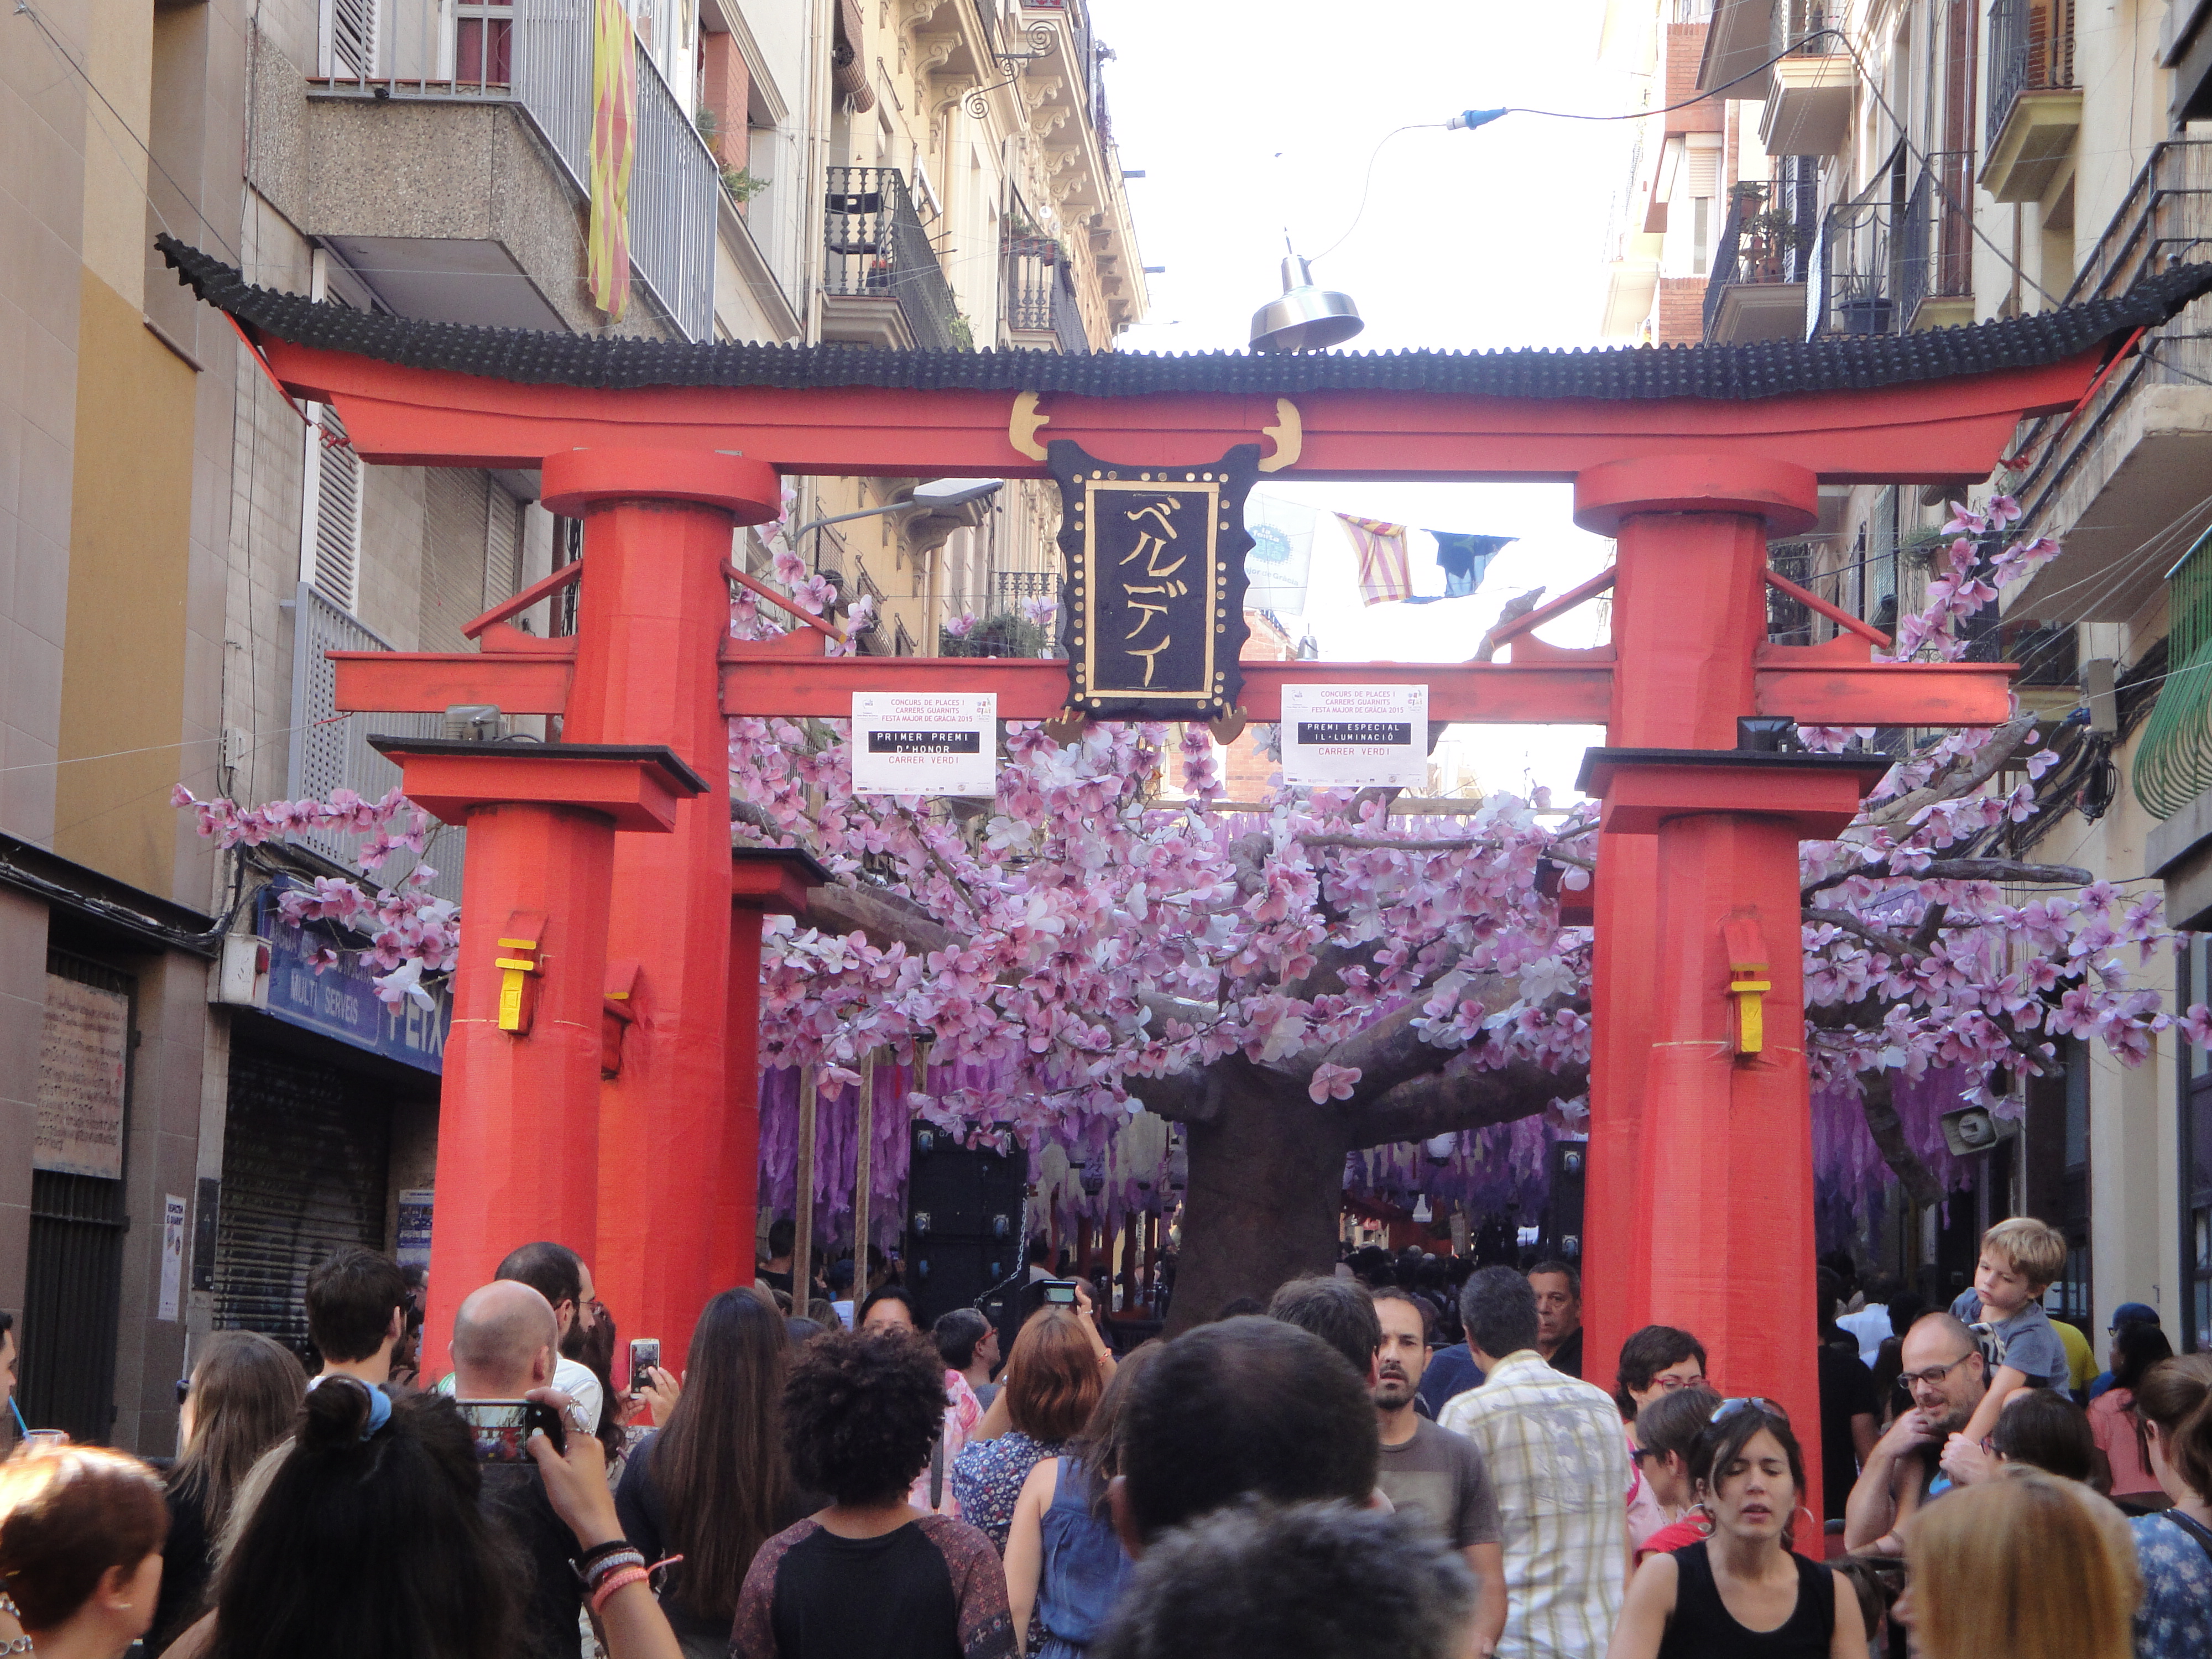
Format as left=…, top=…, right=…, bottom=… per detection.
left=1656, top=1541, right=1835, bottom=1659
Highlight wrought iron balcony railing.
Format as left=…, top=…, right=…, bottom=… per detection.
left=1813, top=194, right=1893, bottom=336
left=994, top=570, right=1063, bottom=609
left=312, top=0, right=716, bottom=341
left=1989, top=0, right=2077, bottom=149
left=1766, top=543, right=1814, bottom=644
left=1772, top=0, right=1844, bottom=54
left=1703, top=174, right=1819, bottom=339
left=1003, top=237, right=1090, bottom=354
left=1894, top=151, right=1974, bottom=326
left=2006, top=142, right=2212, bottom=523
left=823, top=166, right=961, bottom=353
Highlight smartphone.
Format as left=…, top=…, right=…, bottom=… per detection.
left=1040, top=1279, right=1079, bottom=1306
left=455, top=1398, right=567, bottom=1462
left=628, top=1337, right=661, bottom=1392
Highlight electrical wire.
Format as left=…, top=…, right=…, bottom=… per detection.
left=1456, top=27, right=2059, bottom=309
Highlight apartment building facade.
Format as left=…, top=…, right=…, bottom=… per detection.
left=1599, top=0, right=2212, bottom=1339
left=1, top=0, right=1142, bottom=1452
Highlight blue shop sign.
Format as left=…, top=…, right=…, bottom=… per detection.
left=254, top=885, right=451, bottom=1074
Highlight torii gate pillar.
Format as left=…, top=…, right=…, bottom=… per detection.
left=540, top=450, right=782, bottom=1358
left=1577, top=456, right=1865, bottom=1530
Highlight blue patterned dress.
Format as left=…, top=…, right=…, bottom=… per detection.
left=2131, top=1512, right=2212, bottom=1659
left=949, top=1430, right=1062, bottom=1552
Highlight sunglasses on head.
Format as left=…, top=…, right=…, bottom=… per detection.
left=1709, top=1396, right=1788, bottom=1425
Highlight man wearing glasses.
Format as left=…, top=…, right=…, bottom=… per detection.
left=1840, top=1311, right=1989, bottom=1554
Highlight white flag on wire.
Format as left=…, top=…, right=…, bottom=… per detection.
left=1244, top=493, right=1317, bottom=613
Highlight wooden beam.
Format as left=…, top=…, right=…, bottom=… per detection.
left=719, top=653, right=1619, bottom=724
left=333, top=649, right=575, bottom=716
left=792, top=1067, right=817, bottom=1311
left=337, top=644, right=2019, bottom=732
left=258, top=337, right=2108, bottom=486
left=852, top=1051, right=876, bottom=1279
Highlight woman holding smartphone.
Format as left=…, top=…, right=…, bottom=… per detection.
left=1607, top=1400, right=1864, bottom=1659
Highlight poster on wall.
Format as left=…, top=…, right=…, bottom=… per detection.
left=34, top=975, right=129, bottom=1179
left=159, top=1194, right=186, bottom=1322
left=396, top=1188, right=435, bottom=1269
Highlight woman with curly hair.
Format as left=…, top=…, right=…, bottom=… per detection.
left=732, top=1327, right=1014, bottom=1659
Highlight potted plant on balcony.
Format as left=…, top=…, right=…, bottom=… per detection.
left=1736, top=207, right=1812, bottom=283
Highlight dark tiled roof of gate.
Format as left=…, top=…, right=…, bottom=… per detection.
left=158, top=235, right=2212, bottom=401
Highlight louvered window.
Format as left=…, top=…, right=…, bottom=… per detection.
left=485, top=484, right=522, bottom=610
left=321, top=0, right=378, bottom=78
left=303, top=405, right=363, bottom=613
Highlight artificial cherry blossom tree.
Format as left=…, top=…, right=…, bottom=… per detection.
left=181, top=499, right=2212, bottom=1324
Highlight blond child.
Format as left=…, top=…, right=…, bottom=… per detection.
left=1943, top=1218, right=2072, bottom=1466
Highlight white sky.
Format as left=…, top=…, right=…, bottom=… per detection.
left=1090, top=0, right=1627, bottom=799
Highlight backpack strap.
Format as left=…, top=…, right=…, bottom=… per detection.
left=929, top=1425, right=946, bottom=1511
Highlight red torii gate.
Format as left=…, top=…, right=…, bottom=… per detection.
left=163, top=238, right=2212, bottom=1522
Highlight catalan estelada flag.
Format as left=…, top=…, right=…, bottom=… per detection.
left=588, top=0, right=636, bottom=322
left=1337, top=514, right=1411, bottom=606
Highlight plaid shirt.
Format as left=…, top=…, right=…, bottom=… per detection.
left=1438, top=1349, right=1628, bottom=1659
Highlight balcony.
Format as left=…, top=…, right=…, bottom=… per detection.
left=1981, top=0, right=2080, bottom=202
left=1704, top=179, right=1817, bottom=343
left=2001, top=141, right=2212, bottom=626
left=1894, top=153, right=1975, bottom=330
left=1812, top=155, right=1974, bottom=337
left=285, top=583, right=465, bottom=902
left=301, top=0, right=716, bottom=340
left=821, top=168, right=962, bottom=353
left=994, top=570, right=1063, bottom=611
left=1003, top=237, right=1091, bottom=354
left=1759, top=1, right=1855, bottom=156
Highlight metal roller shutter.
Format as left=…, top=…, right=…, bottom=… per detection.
left=20, top=950, right=134, bottom=1443
left=211, top=1045, right=390, bottom=1361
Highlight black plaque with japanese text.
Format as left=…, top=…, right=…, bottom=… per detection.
left=1047, top=439, right=1258, bottom=721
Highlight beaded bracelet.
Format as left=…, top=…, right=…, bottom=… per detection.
left=577, top=1540, right=638, bottom=1573
left=590, top=1567, right=651, bottom=1614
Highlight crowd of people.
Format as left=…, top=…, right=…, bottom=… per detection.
left=0, top=1212, right=2206, bottom=1659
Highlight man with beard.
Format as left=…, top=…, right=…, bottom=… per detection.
left=1374, top=1288, right=1506, bottom=1659
left=1843, top=1310, right=1991, bottom=1554
left=492, top=1240, right=604, bottom=1434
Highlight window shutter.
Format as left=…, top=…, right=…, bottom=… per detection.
left=484, top=484, right=522, bottom=610
left=321, top=0, right=379, bottom=77
left=420, top=469, right=491, bottom=652
left=1686, top=146, right=1719, bottom=201
left=307, top=405, right=363, bottom=614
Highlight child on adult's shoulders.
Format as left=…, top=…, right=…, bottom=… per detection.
left=1939, top=1217, right=2072, bottom=1482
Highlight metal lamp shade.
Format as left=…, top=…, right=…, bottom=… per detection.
left=1249, top=255, right=1364, bottom=353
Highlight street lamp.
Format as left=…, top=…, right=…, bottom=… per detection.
left=790, top=477, right=1006, bottom=562
left=1249, top=252, right=1363, bottom=353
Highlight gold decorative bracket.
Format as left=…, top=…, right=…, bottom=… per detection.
left=1259, top=398, right=1302, bottom=473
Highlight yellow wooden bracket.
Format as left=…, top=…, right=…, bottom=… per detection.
left=495, top=912, right=546, bottom=1034
left=1728, top=968, right=1771, bottom=1053
left=1259, top=398, right=1302, bottom=473
left=1721, top=914, right=1770, bottom=1058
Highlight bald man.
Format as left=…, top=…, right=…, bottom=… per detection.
left=449, top=1280, right=585, bottom=1659
left=442, top=1280, right=592, bottom=1434
left=1843, top=1310, right=1991, bottom=1553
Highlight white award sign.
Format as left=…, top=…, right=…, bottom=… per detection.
left=1281, top=684, right=1430, bottom=789
left=852, top=693, right=999, bottom=797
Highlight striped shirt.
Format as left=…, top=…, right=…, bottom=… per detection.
left=1439, top=1349, right=1629, bottom=1659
